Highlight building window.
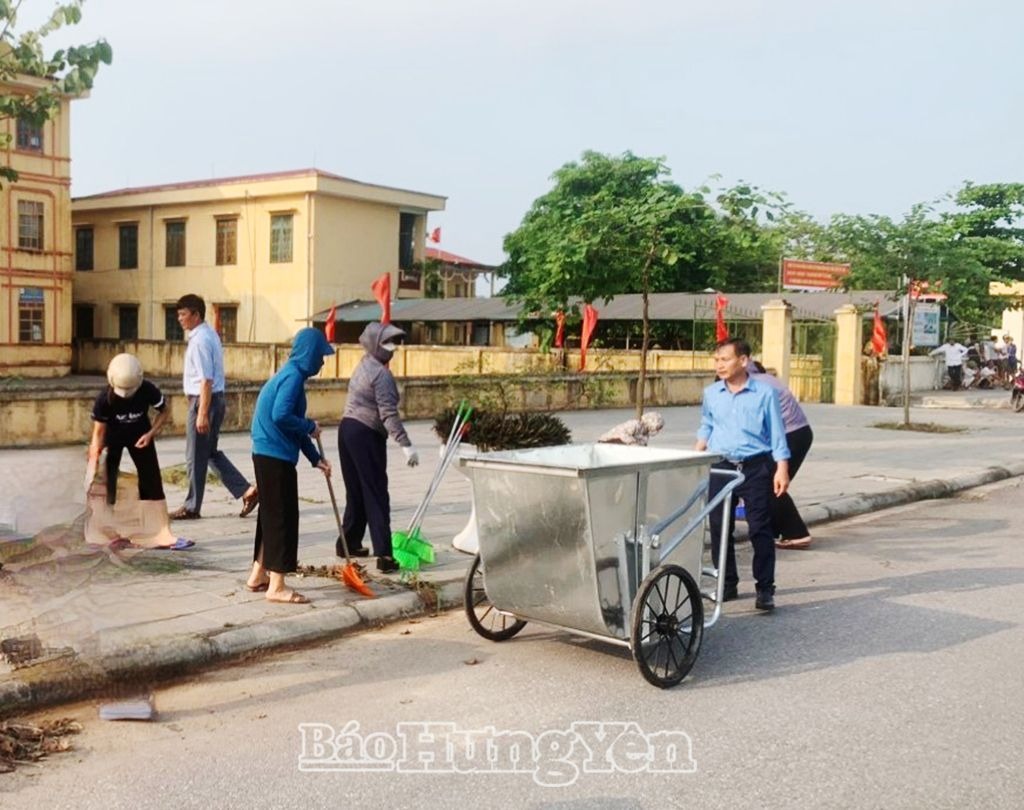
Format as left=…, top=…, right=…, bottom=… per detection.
left=75, top=227, right=94, bottom=271
left=165, top=221, right=186, bottom=267
left=471, top=322, right=491, bottom=346
left=270, top=214, right=293, bottom=263
left=74, top=305, right=95, bottom=340
left=215, top=305, right=238, bottom=343
left=16, top=119, right=43, bottom=151
left=118, top=305, right=139, bottom=340
left=17, top=200, right=44, bottom=250
left=399, top=213, right=415, bottom=271
left=216, top=218, right=237, bottom=265
left=119, top=224, right=138, bottom=269
left=18, top=288, right=45, bottom=343
left=165, top=306, right=184, bottom=341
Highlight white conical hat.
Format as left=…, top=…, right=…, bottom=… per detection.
left=107, top=353, right=143, bottom=398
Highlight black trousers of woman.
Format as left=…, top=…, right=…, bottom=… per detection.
left=105, top=441, right=165, bottom=505
left=770, top=425, right=813, bottom=540
left=338, top=418, right=393, bottom=558
left=251, top=454, right=299, bottom=573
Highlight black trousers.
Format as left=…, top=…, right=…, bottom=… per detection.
left=105, top=440, right=165, bottom=505
left=948, top=365, right=963, bottom=388
left=709, top=454, right=776, bottom=593
left=770, top=425, right=813, bottom=540
left=338, top=418, right=393, bottom=557
left=252, top=454, right=299, bottom=574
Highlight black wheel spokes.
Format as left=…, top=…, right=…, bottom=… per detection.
left=643, top=574, right=696, bottom=680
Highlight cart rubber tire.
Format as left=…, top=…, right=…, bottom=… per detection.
left=630, top=564, right=704, bottom=688
left=1014, top=392, right=1024, bottom=412
left=464, top=553, right=527, bottom=641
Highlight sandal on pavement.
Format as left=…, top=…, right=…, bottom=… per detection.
left=776, top=536, right=812, bottom=550
left=244, top=581, right=269, bottom=592
left=239, top=490, right=260, bottom=518
left=158, top=538, right=196, bottom=550
left=266, top=591, right=309, bottom=604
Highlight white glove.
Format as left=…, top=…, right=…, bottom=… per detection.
left=402, top=445, right=420, bottom=467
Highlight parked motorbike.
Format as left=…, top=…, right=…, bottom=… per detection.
left=1010, top=370, right=1024, bottom=412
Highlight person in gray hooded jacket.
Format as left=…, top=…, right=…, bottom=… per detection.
left=338, top=322, right=419, bottom=572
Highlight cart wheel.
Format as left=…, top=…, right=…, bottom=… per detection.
left=1014, top=391, right=1024, bottom=412
left=630, top=564, right=703, bottom=688
left=464, top=553, right=527, bottom=641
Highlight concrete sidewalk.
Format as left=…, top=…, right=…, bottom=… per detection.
left=3, top=397, right=1024, bottom=717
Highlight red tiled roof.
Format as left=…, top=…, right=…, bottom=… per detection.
left=425, top=247, right=494, bottom=269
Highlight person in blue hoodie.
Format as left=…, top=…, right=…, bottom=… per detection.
left=246, top=328, right=334, bottom=603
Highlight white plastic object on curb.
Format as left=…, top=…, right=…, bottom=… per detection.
left=99, top=697, right=155, bottom=721
left=402, top=446, right=420, bottom=467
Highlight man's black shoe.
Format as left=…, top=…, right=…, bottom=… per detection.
left=336, top=538, right=370, bottom=558
left=722, top=584, right=738, bottom=602
left=755, top=590, right=775, bottom=611
left=376, top=556, right=400, bottom=573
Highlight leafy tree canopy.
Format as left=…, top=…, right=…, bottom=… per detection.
left=1, top=0, right=112, bottom=183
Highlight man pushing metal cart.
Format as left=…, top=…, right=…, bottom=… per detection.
left=459, top=443, right=743, bottom=688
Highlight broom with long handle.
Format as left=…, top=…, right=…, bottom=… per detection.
left=405, top=403, right=470, bottom=533
left=315, top=434, right=375, bottom=598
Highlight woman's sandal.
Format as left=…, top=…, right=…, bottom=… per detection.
left=266, top=591, right=309, bottom=604
left=776, top=536, right=813, bottom=550
left=244, top=581, right=269, bottom=592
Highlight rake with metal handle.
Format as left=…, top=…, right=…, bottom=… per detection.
left=315, top=434, right=375, bottom=598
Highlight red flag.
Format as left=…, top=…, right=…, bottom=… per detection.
left=371, top=273, right=391, bottom=324
left=324, top=303, right=337, bottom=343
left=429, top=227, right=441, bottom=244
left=580, top=304, right=599, bottom=371
left=554, top=310, right=565, bottom=348
left=715, top=293, right=729, bottom=343
left=213, top=305, right=222, bottom=336
left=871, top=302, right=887, bottom=356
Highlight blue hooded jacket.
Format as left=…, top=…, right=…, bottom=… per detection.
left=251, top=328, right=334, bottom=465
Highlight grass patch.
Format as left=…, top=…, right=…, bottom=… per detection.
left=872, top=422, right=967, bottom=434
left=161, top=464, right=219, bottom=488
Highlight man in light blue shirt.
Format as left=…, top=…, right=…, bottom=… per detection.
left=170, top=294, right=258, bottom=520
left=695, top=338, right=790, bottom=611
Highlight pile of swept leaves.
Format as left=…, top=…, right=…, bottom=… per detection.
left=0, top=718, right=81, bottom=774
left=433, top=408, right=571, bottom=453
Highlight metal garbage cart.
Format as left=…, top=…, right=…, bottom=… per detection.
left=459, top=443, right=743, bottom=688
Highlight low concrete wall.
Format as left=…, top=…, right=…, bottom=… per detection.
left=0, top=371, right=711, bottom=448
left=878, top=356, right=944, bottom=403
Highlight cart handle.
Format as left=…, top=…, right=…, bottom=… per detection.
left=645, top=467, right=744, bottom=560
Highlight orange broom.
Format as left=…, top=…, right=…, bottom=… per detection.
left=315, top=435, right=375, bottom=599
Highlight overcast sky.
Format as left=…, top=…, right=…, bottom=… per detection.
left=40, top=0, right=1024, bottom=273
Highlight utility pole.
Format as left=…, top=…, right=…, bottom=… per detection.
left=902, top=275, right=915, bottom=427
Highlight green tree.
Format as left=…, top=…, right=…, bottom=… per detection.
left=1, top=0, right=111, bottom=183
left=502, top=150, right=715, bottom=417
left=946, top=181, right=1024, bottom=281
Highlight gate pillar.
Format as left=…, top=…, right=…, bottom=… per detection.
left=833, top=304, right=863, bottom=406
left=760, top=299, right=793, bottom=382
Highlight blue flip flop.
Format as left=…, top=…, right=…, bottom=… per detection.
left=160, top=538, right=195, bottom=550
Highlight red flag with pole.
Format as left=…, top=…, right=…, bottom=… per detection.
left=871, top=302, right=888, bottom=356
left=429, top=227, right=441, bottom=244
left=554, top=310, right=565, bottom=348
left=324, top=303, right=337, bottom=343
left=213, top=305, right=222, bottom=337
left=371, top=273, right=391, bottom=324
left=580, top=304, right=599, bottom=371
left=715, top=294, right=729, bottom=343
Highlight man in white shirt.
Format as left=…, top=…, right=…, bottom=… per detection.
left=929, top=341, right=969, bottom=389
left=170, top=294, right=258, bottom=520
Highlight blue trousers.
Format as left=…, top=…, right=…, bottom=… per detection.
left=338, top=418, right=393, bottom=557
left=708, top=455, right=777, bottom=594
left=183, top=392, right=250, bottom=513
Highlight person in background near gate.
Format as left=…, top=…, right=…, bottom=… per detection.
left=695, top=338, right=790, bottom=611
left=171, top=294, right=258, bottom=520
left=750, top=362, right=813, bottom=550
left=246, top=327, right=334, bottom=603
left=89, top=353, right=194, bottom=549
left=929, top=339, right=969, bottom=390
left=1005, top=336, right=1018, bottom=375
left=338, top=322, right=419, bottom=574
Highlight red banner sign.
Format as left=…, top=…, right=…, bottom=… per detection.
left=781, top=259, right=851, bottom=290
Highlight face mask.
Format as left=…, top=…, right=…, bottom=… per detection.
left=381, top=342, right=398, bottom=353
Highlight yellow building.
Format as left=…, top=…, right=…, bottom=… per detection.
left=0, top=74, right=76, bottom=377
left=71, top=169, right=446, bottom=344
